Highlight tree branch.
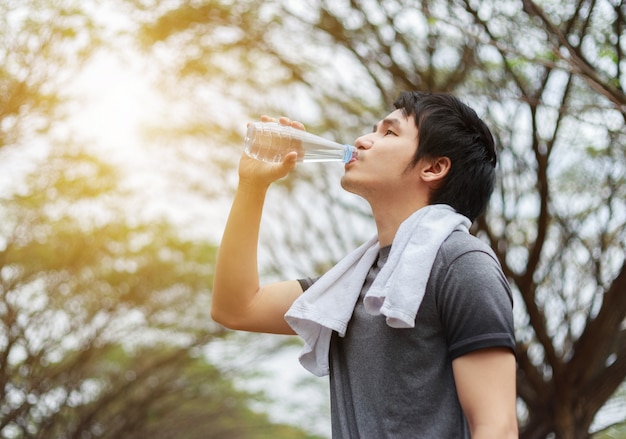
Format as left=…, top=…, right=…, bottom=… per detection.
left=570, top=262, right=626, bottom=385
left=522, top=0, right=626, bottom=114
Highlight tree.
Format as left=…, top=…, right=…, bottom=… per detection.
left=129, top=0, right=626, bottom=437
left=0, top=0, right=98, bottom=149
left=459, top=1, right=626, bottom=437
left=0, top=144, right=321, bottom=438
left=0, top=1, right=323, bottom=437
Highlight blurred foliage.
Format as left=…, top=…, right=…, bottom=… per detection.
left=125, top=0, right=626, bottom=438
left=593, top=422, right=626, bottom=439
left=0, top=143, right=319, bottom=438
left=0, top=0, right=100, bottom=148
left=0, top=1, right=323, bottom=437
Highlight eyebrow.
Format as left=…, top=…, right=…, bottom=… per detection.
left=373, top=117, right=402, bottom=132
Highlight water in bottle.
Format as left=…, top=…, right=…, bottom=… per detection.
left=244, top=122, right=357, bottom=163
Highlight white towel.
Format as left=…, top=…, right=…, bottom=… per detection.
left=284, top=204, right=471, bottom=376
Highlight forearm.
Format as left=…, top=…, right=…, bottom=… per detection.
left=211, top=180, right=269, bottom=327
left=470, top=423, right=518, bottom=439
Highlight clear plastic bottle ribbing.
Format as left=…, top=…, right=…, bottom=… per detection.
left=244, top=122, right=357, bottom=163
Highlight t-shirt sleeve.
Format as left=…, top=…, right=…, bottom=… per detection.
left=297, top=276, right=318, bottom=292
left=436, top=249, right=516, bottom=360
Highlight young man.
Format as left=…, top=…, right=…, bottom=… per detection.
left=212, top=91, right=518, bottom=438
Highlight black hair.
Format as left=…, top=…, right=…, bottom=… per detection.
left=393, top=91, right=496, bottom=221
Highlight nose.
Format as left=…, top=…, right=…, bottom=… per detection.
left=354, top=133, right=374, bottom=150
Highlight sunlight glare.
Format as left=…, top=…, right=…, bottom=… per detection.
left=70, top=51, right=159, bottom=155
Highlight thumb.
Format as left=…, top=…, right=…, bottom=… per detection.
left=267, top=151, right=298, bottom=181
left=278, top=151, right=298, bottom=175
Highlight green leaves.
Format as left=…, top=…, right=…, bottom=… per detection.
left=0, top=140, right=316, bottom=437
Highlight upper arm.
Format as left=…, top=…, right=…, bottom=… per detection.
left=211, top=280, right=303, bottom=335
left=452, top=348, right=518, bottom=438
left=437, top=243, right=518, bottom=436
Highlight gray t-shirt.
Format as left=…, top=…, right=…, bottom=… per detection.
left=298, top=231, right=515, bottom=438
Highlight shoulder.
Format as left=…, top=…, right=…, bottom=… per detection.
left=437, top=230, right=498, bottom=264
left=431, top=230, right=513, bottom=306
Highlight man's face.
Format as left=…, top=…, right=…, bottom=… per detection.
left=341, top=109, right=420, bottom=200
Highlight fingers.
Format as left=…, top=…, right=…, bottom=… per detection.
left=259, top=115, right=306, bottom=131
left=278, top=116, right=305, bottom=131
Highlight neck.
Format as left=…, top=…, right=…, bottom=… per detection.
left=371, top=198, right=429, bottom=247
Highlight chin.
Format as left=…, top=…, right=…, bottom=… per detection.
left=340, top=175, right=362, bottom=196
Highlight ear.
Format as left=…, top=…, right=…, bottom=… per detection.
left=420, top=156, right=451, bottom=184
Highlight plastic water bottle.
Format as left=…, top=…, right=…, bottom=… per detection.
left=244, top=122, right=357, bottom=164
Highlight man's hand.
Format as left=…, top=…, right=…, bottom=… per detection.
left=238, top=115, right=306, bottom=187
